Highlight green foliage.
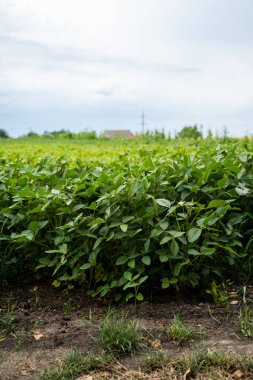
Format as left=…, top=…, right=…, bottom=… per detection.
left=0, top=138, right=252, bottom=301
left=43, top=129, right=97, bottom=140
left=0, top=128, right=9, bottom=139
left=99, top=309, right=143, bottom=356
left=176, top=125, right=202, bottom=139
left=164, top=314, right=205, bottom=343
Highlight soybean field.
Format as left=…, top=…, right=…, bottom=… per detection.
left=0, top=137, right=253, bottom=302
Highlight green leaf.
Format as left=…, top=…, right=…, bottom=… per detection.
left=116, top=255, right=129, bottom=265
left=80, top=263, right=92, bottom=270
left=159, top=221, right=169, bottom=230
left=200, top=247, right=216, bottom=256
left=138, top=276, right=148, bottom=285
left=142, top=255, right=151, bottom=265
left=128, top=259, right=135, bottom=269
left=217, top=177, right=228, bottom=187
left=120, top=224, right=128, bottom=232
left=123, top=271, right=132, bottom=281
left=93, top=237, right=104, bottom=250
left=168, top=230, right=185, bottom=238
left=136, top=293, right=144, bottom=301
left=88, top=218, right=104, bottom=227
left=170, top=240, right=179, bottom=256
left=188, top=249, right=200, bottom=256
left=174, top=259, right=190, bottom=276
left=222, top=245, right=239, bottom=256
left=38, top=257, right=51, bottom=266
left=187, top=227, right=202, bottom=243
left=207, top=199, right=227, bottom=208
left=161, top=278, right=170, bottom=289
left=72, top=204, right=85, bottom=212
left=52, top=280, right=61, bottom=288
left=229, top=215, right=243, bottom=225
left=159, top=253, right=169, bottom=262
left=144, top=239, right=150, bottom=253
left=235, top=186, right=250, bottom=196
left=174, top=262, right=183, bottom=277
left=122, top=216, right=134, bottom=223
left=160, top=236, right=172, bottom=245
left=156, top=198, right=171, bottom=208
left=126, top=293, right=134, bottom=302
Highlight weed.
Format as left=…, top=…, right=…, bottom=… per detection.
left=206, top=281, right=231, bottom=308
left=15, top=329, right=28, bottom=350
left=30, top=346, right=253, bottom=380
left=238, top=286, right=253, bottom=337
left=165, top=314, right=205, bottom=343
left=32, top=288, right=40, bottom=307
left=177, top=349, right=253, bottom=378
left=63, top=300, right=75, bottom=314
left=39, top=350, right=110, bottom=380
left=99, top=309, right=143, bottom=356
left=0, top=303, right=16, bottom=335
left=142, top=351, right=168, bottom=372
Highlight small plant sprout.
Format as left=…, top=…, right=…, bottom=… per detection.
left=63, top=299, right=75, bottom=314
left=206, top=281, right=231, bottom=308
left=0, top=303, right=16, bottom=335
left=99, top=308, right=143, bottom=356
left=165, top=314, right=205, bottom=343
left=238, top=286, right=253, bottom=338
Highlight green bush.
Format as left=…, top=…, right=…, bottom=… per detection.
left=176, top=125, right=202, bottom=139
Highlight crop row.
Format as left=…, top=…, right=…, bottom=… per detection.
left=0, top=140, right=253, bottom=300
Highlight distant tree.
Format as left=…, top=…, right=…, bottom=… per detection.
left=26, top=130, right=39, bottom=137
left=176, top=125, right=202, bottom=139
left=0, top=129, right=9, bottom=139
left=207, top=128, right=213, bottom=138
left=222, top=126, right=229, bottom=139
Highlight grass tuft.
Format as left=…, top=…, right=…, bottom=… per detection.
left=165, top=314, right=205, bottom=343
left=142, top=351, right=169, bottom=372
left=99, top=309, right=143, bottom=356
left=39, top=350, right=110, bottom=380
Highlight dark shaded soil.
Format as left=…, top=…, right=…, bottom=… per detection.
left=0, top=284, right=253, bottom=379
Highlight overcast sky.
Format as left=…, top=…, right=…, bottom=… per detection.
left=1, top=0, right=253, bottom=137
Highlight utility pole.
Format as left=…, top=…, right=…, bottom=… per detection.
left=141, top=111, right=145, bottom=135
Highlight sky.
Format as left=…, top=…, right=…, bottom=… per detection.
left=1, top=0, right=253, bottom=137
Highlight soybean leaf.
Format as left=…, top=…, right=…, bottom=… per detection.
left=120, top=224, right=128, bottom=232
left=187, top=227, right=202, bottom=243
left=136, top=293, right=144, bottom=301
left=116, top=256, right=129, bottom=265
left=171, top=240, right=179, bottom=256
left=123, top=271, right=132, bottom=281
left=156, top=199, right=171, bottom=208
left=161, top=278, right=170, bottom=289
left=142, top=255, right=151, bottom=265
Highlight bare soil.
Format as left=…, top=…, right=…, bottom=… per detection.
left=0, top=284, right=253, bottom=379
